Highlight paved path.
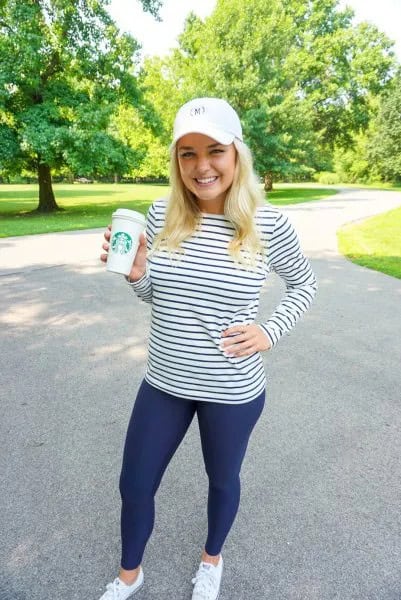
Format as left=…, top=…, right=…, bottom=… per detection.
left=1, top=189, right=400, bottom=600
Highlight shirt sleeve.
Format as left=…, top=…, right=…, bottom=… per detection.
left=125, top=203, right=157, bottom=304
left=259, top=211, right=317, bottom=347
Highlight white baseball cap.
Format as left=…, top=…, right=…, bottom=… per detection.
left=172, top=97, right=243, bottom=146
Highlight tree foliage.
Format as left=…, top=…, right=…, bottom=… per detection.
left=0, top=0, right=158, bottom=210
left=368, top=74, right=401, bottom=182
left=330, top=76, right=401, bottom=184
left=1, top=0, right=399, bottom=197
left=142, top=0, right=396, bottom=186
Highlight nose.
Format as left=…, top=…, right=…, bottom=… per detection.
left=195, top=154, right=212, bottom=173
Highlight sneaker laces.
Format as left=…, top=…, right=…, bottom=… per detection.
left=104, top=578, right=125, bottom=600
left=191, top=564, right=218, bottom=599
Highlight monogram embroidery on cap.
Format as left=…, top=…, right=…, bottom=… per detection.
left=190, top=106, right=206, bottom=117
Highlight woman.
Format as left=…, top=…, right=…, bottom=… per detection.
left=99, top=97, right=317, bottom=600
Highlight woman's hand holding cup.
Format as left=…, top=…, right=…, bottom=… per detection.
left=101, top=224, right=147, bottom=282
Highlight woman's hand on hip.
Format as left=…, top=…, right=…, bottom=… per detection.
left=220, top=324, right=272, bottom=357
left=100, top=226, right=147, bottom=282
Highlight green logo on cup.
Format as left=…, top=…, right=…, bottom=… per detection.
left=111, top=232, right=133, bottom=255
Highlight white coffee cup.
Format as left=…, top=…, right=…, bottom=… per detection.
left=106, top=208, right=146, bottom=276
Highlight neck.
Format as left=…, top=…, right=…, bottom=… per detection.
left=196, top=199, right=225, bottom=215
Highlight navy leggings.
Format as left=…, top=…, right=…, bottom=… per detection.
left=119, top=379, right=265, bottom=569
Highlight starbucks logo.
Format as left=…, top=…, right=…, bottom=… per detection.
left=111, top=231, right=133, bottom=255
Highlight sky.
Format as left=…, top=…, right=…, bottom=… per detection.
left=107, top=0, right=401, bottom=61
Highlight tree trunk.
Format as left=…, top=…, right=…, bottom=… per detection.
left=114, top=173, right=120, bottom=183
left=37, top=163, right=60, bottom=212
left=264, top=172, right=273, bottom=191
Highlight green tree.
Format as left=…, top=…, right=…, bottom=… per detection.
left=0, top=0, right=161, bottom=212
left=111, top=55, right=185, bottom=180
left=282, top=1, right=395, bottom=146
left=154, top=0, right=396, bottom=188
left=111, top=103, right=168, bottom=180
left=368, top=74, right=401, bottom=182
left=333, top=132, right=372, bottom=183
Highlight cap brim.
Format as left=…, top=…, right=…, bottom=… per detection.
left=172, top=123, right=235, bottom=147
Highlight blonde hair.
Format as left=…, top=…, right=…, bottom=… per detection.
left=151, top=138, right=265, bottom=265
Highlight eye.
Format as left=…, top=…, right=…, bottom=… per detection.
left=179, top=151, right=195, bottom=158
left=211, top=148, right=224, bottom=154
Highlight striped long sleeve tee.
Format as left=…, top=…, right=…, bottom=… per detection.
left=128, top=198, right=317, bottom=404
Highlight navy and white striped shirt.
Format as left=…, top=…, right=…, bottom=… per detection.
left=129, top=198, right=317, bottom=404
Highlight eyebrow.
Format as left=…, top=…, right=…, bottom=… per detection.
left=177, top=143, right=223, bottom=150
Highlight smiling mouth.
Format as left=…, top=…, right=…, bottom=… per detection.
left=194, top=176, right=218, bottom=186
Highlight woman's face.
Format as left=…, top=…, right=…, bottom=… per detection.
left=176, top=133, right=237, bottom=213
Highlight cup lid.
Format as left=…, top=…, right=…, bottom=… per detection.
left=112, top=208, right=146, bottom=223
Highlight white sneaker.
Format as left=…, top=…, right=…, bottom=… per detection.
left=191, top=556, right=223, bottom=600
left=98, top=568, right=144, bottom=600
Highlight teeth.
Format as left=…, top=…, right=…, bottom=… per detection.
left=196, top=177, right=217, bottom=184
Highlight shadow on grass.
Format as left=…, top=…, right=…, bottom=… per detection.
left=0, top=200, right=153, bottom=236
left=1, top=199, right=151, bottom=217
left=0, top=189, right=123, bottom=199
left=268, top=188, right=338, bottom=205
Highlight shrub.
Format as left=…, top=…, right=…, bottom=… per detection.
left=316, top=171, right=341, bottom=184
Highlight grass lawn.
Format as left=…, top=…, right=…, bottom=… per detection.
left=0, top=184, right=167, bottom=237
left=337, top=207, right=401, bottom=279
left=267, top=186, right=337, bottom=205
left=0, top=183, right=338, bottom=237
